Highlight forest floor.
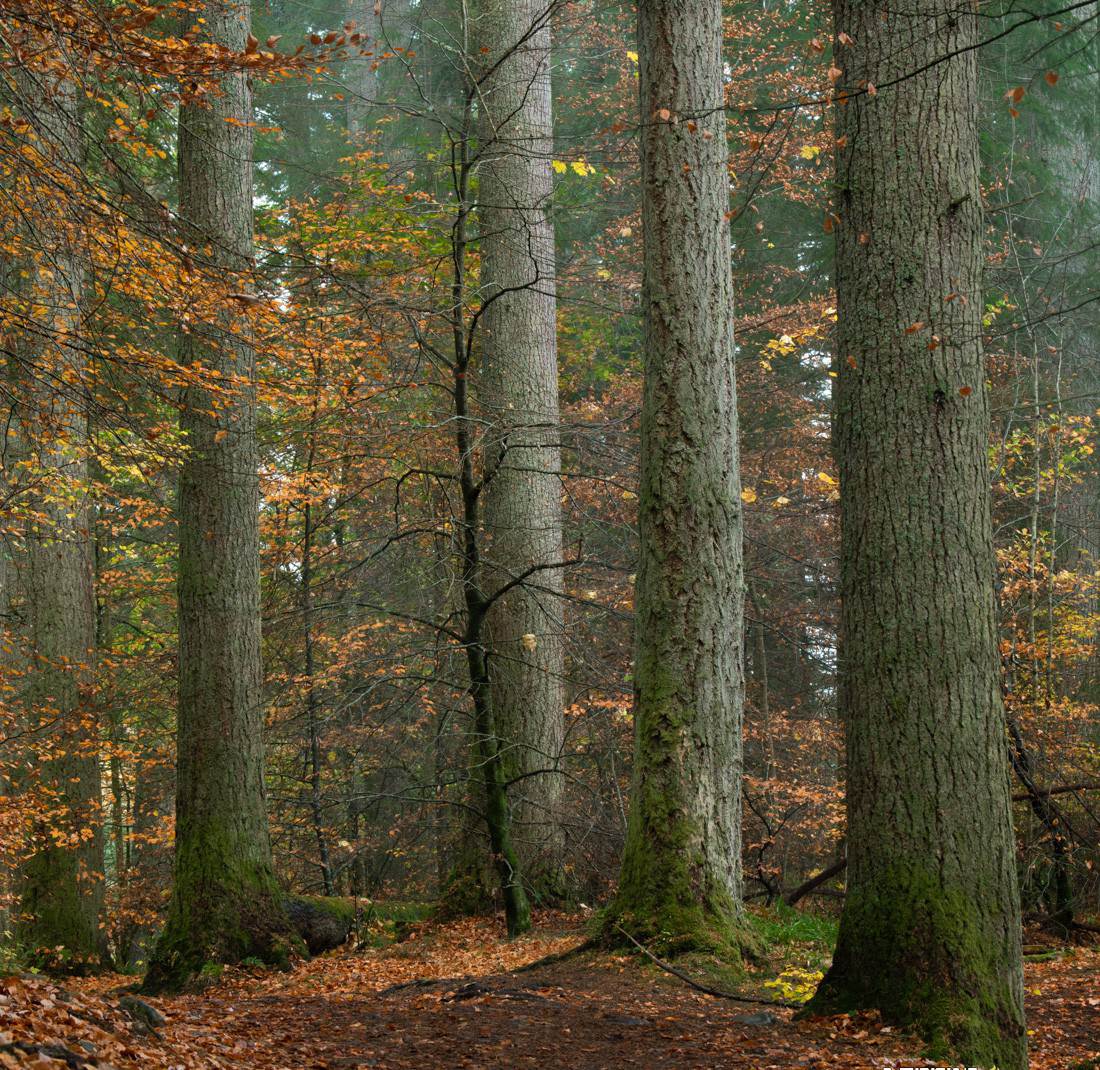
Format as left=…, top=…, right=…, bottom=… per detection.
left=3, top=909, right=1098, bottom=1070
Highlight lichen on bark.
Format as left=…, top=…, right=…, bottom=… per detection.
left=600, top=0, right=755, bottom=965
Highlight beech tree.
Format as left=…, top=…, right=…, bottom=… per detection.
left=475, top=0, right=566, bottom=897
left=601, top=0, right=753, bottom=956
left=144, top=0, right=299, bottom=992
left=804, top=2, right=1027, bottom=1065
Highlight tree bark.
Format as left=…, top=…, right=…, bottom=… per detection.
left=803, top=5, right=1027, bottom=1067
left=13, top=63, right=106, bottom=973
left=144, top=0, right=298, bottom=993
left=475, top=0, right=566, bottom=898
left=601, top=0, right=752, bottom=958
left=437, top=87, right=531, bottom=936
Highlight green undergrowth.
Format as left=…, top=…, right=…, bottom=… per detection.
left=620, top=903, right=838, bottom=1005
left=747, top=902, right=838, bottom=953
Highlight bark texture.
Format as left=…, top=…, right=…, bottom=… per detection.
left=14, top=71, right=105, bottom=971
left=804, top=4, right=1026, bottom=1066
left=144, top=0, right=298, bottom=993
left=602, top=0, right=751, bottom=957
left=476, top=0, right=566, bottom=896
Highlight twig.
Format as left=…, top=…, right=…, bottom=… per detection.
left=613, top=925, right=796, bottom=1009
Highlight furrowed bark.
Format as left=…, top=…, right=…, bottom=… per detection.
left=475, top=0, right=566, bottom=899
left=803, top=4, right=1027, bottom=1067
left=144, top=0, right=299, bottom=993
left=601, top=0, right=753, bottom=959
left=439, top=86, right=531, bottom=936
left=13, top=64, right=106, bottom=973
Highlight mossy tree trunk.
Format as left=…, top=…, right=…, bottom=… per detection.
left=803, top=3, right=1026, bottom=1066
left=601, top=0, right=752, bottom=959
left=144, top=0, right=299, bottom=993
left=12, top=63, right=106, bottom=973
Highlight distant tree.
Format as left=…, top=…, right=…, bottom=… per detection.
left=10, top=61, right=105, bottom=972
left=601, top=0, right=753, bottom=957
left=804, top=2, right=1027, bottom=1066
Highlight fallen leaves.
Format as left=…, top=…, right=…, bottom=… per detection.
left=14, top=915, right=1090, bottom=1070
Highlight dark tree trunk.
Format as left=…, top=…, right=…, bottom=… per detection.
left=144, top=0, right=299, bottom=993
left=13, top=64, right=106, bottom=973
left=804, top=4, right=1026, bottom=1067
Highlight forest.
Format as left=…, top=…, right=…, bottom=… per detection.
left=0, top=0, right=1098, bottom=1067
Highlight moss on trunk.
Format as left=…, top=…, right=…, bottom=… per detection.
left=283, top=895, right=359, bottom=954
left=143, top=815, right=303, bottom=993
left=600, top=0, right=755, bottom=967
left=802, top=866, right=1024, bottom=1068
left=807, top=0, right=1027, bottom=1063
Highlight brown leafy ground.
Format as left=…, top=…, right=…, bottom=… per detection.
left=3, top=912, right=1098, bottom=1069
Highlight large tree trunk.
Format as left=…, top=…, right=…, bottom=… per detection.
left=475, top=0, right=566, bottom=898
left=601, top=0, right=752, bottom=958
left=803, top=4, right=1026, bottom=1066
left=13, top=64, right=105, bottom=972
left=144, top=0, right=298, bottom=993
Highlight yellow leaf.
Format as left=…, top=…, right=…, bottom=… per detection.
left=551, top=160, right=567, bottom=173
left=626, top=50, right=639, bottom=64
left=740, top=487, right=758, bottom=503
left=817, top=471, right=836, bottom=486
left=798, top=144, right=821, bottom=160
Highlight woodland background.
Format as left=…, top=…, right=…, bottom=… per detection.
left=0, top=0, right=1097, bottom=1012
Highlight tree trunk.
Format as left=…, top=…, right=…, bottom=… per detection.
left=144, top=0, right=298, bottom=993
left=804, top=4, right=1026, bottom=1066
left=475, top=0, right=566, bottom=899
left=438, top=91, right=531, bottom=935
left=13, top=63, right=106, bottom=973
left=601, top=0, right=752, bottom=959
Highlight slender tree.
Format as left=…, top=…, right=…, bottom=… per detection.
left=144, top=0, right=299, bottom=991
left=12, top=67, right=105, bottom=971
left=601, top=0, right=753, bottom=957
left=476, top=0, right=566, bottom=897
left=803, top=3, right=1026, bottom=1066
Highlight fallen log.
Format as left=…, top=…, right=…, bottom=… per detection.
left=283, top=895, right=360, bottom=955
left=1010, top=782, right=1100, bottom=803
left=784, top=858, right=847, bottom=908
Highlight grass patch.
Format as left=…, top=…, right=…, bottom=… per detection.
left=748, top=903, right=838, bottom=950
